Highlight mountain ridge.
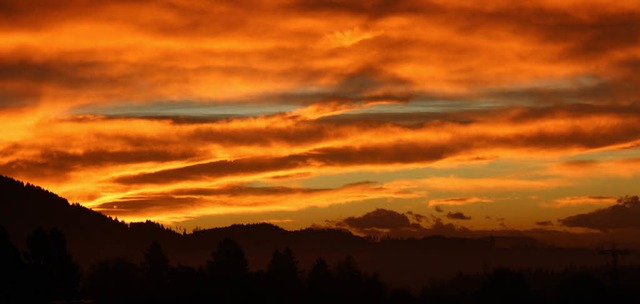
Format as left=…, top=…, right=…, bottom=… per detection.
left=0, top=175, right=631, bottom=290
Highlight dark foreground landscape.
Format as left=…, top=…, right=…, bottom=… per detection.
left=2, top=175, right=640, bottom=303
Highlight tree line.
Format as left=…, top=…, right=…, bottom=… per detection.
left=1, top=225, right=639, bottom=303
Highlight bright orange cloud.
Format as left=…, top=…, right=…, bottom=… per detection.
left=428, top=197, right=494, bottom=207
left=541, top=196, right=617, bottom=208
left=2, top=0, right=640, bottom=230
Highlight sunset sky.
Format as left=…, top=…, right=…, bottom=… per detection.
left=1, top=0, right=640, bottom=235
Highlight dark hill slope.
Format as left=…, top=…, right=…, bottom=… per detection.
left=0, top=175, right=617, bottom=290
left=0, top=175, right=179, bottom=265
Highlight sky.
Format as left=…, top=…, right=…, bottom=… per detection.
left=1, top=0, right=640, bottom=236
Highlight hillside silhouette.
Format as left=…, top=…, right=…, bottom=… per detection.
left=1, top=175, right=640, bottom=301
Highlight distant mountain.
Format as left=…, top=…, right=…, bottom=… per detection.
left=0, top=175, right=630, bottom=291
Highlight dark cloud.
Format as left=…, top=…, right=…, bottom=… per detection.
left=188, top=121, right=339, bottom=146
left=328, top=209, right=477, bottom=239
left=446, top=212, right=471, bottom=220
left=429, top=218, right=471, bottom=236
left=559, top=196, right=640, bottom=232
left=493, top=109, right=640, bottom=151
left=0, top=56, right=109, bottom=87
left=113, top=156, right=302, bottom=184
left=405, top=211, right=427, bottom=223
left=257, top=67, right=416, bottom=106
left=113, top=139, right=468, bottom=185
left=169, top=185, right=328, bottom=197
left=286, top=0, right=420, bottom=16
left=0, top=149, right=196, bottom=181
left=341, top=209, right=412, bottom=230
left=97, top=195, right=200, bottom=214
left=535, top=221, right=554, bottom=227
left=434, top=206, right=444, bottom=213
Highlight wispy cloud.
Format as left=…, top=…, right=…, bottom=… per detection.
left=541, top=196, right=617, bottom=208
left=428, top=197, right=494, bottom=207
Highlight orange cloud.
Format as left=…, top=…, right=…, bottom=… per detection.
left=2, top=102, right=638, bottom=224
left=428, top=197, right=494, bottom=207
left=323, top=27, right=384, bottom=48
left=548, top=158, right=640, bottom=178
left=2, top=0, right=640, bottom=229
left=541, top=196, right=617, bottom=208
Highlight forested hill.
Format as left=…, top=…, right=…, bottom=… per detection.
left=0, top=175, right=373, bottom=272
left=0, top=175, right=624, bottom=291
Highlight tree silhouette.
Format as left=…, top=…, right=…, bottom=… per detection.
left=207, top=238, right=248, bottom=279
left=307, top=257, right=335, bottom=302
left=266, top=247, right=302, bottom=303
left=267, top=247, right=300, bottom=281
left=0, top=225, right=24, bottom=303
left=141, top=240, right=171, bottom=302
left=334, top=255, right=367, bottom=302
left=142, top=240, right=170, bottom=284
left=83, top=258, right=143, bottom=304
left=335, top=255, right=363, bottom=284
left=24, top=227, right=80, bottom=302
left=206, top=238, right=250, bottom=303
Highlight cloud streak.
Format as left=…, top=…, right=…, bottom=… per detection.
left=542, top=196, right=617, bottom=208
left=428, top=197, right=494, bottom=207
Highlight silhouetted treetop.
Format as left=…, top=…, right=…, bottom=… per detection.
left=207, top=238, right=248, bottom=279
left=267, top=247, right=300, bottom=280
left=142, top=240, right=170, bottom=279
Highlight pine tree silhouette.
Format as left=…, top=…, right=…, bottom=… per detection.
left=141, top=240, right=171, bottom=302
left=267, top=247, right=302, bottom=303
left=307, top=257, right=336, bottom=303
left=206, top=238, right=250, bottom=303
